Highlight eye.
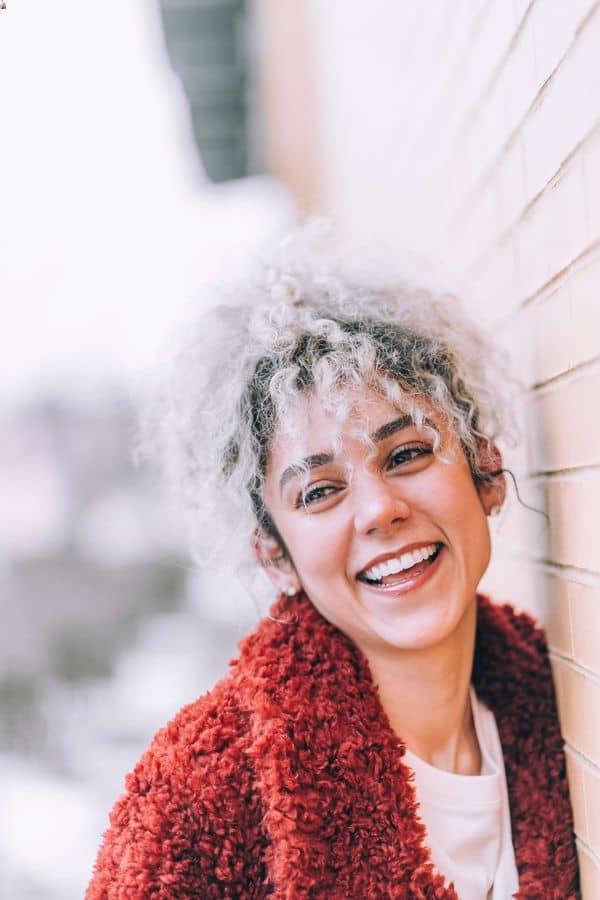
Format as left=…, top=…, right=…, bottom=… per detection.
left=387, top=442, right=432, bottom=470
left=295, top=483, right=339, bottom=508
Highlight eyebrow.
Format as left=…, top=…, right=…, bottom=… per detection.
left=369, top=414, right=416, bottom=443
left=279, top=453, right=333, bottom=493
left=278, top=415, right=425, bottom=493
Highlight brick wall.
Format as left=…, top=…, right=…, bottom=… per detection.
left=262, top=0, right=600, bottom=890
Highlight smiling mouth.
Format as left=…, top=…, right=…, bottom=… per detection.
left=357, top=543, right=443, bottom=588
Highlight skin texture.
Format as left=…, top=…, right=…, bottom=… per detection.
left=257, top=387, right=505, bottom=770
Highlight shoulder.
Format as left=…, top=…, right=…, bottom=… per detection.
left=474, top=593, right=557, bottom=714
left=475, top=599, right=579, bottom=896
left=125, top=671, right=252, bottom=805
left=87, top=668, right=263, bottom=899
left=476, top=593, right=548, bottom=660
left=474, top=593, right=555, bottom=705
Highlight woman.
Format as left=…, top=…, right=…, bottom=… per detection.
left=87, top=234, right=579, bottom=899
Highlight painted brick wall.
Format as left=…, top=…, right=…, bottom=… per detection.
left=430, top=9, right=600, bottom=886
left=287, top=0, right=600, bottom=890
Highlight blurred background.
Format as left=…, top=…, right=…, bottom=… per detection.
left=1, top=1, right=599, bottom=896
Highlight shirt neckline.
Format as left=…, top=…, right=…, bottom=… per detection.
left=403, top=686, right=502, bottom=808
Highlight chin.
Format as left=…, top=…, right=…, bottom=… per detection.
left=366, top=593, right=476, bottom=652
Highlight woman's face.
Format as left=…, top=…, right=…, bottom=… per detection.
left=260, top=387, right=502, bottom=656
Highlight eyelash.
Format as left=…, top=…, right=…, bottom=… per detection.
left=387, top=442, right=432, bottom=469
left=296, top=484, right=338, bottom=508
left=295, top=443, right=433, bottom=508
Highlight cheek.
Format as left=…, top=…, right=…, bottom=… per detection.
left=448, top=480, right=491, bottom=575
left=282, top=514, right=351, bottom=585
left=426, top=466, right=490, bottom=547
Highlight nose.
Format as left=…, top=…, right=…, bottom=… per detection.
left=353, top=474, right=411, bottom=535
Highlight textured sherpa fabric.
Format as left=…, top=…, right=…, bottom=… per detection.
left=87, top=594, right=579, bottom=899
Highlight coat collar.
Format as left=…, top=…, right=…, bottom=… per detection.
left=234, top=592, right=579, bottom=898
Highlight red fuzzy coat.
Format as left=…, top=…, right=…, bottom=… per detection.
left=87, top=594, right=579, bottom=898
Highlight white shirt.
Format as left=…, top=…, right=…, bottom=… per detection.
left=404, top=687, right=519, bottom=900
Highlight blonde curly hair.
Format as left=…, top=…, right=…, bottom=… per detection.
left=143, top=226, right=514, bottom=569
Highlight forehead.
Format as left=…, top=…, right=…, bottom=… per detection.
left=267, top=386, right=442, bottom=469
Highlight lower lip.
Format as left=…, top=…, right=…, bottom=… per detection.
left=359, top=545, right=445, bottom=597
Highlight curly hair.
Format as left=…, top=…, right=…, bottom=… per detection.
left=142, top=226, right=514, bottom=569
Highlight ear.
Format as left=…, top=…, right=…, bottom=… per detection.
left=476, top=439, right=506, bottom=516
left=252, top=529, right=302, bottom=596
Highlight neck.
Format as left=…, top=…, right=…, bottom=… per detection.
left=362, top=597, right=480, bottom=775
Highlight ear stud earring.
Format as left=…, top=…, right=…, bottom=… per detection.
left=286, top=585, right=297, bottom=597
left=489, top=504, right=502, bottom=517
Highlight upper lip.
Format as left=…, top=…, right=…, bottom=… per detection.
left=356, top=541, right=442, bottom=578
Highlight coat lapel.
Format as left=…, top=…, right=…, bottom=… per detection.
left=473, top=597, right=579, bottom=899
left=238, top=594, right=454, bottom=897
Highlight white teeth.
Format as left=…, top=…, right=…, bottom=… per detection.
left=362, top=544, right=438, bottom=582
